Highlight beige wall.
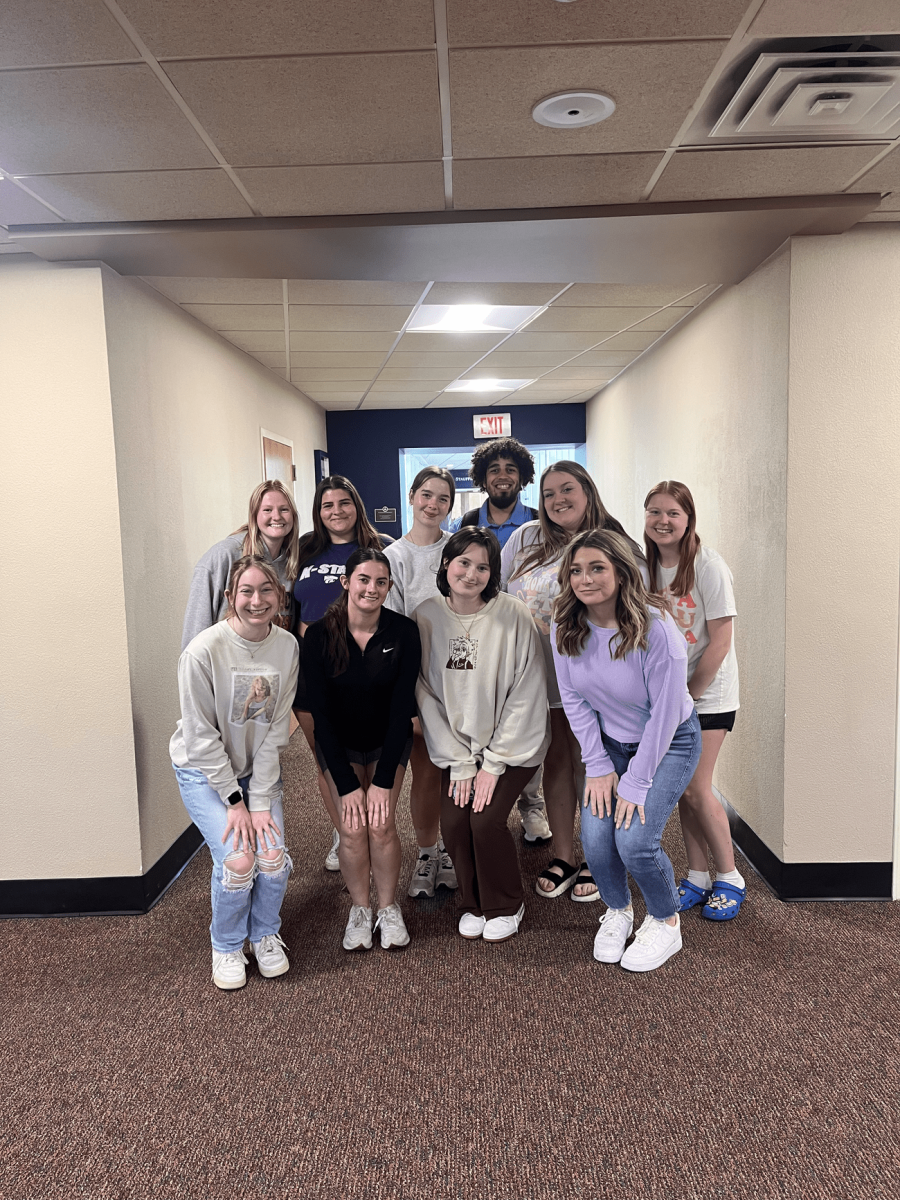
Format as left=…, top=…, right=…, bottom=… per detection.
left=587, top=227, right=900, bottom=865
left=586, top=248, right=791, bottom=855
left=100, top=268, right=327, bottom=871
left=0, top=261, right=142, bottom=878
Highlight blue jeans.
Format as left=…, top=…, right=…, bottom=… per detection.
left=580, top=713, right=701, bottom=920
left=173, top=766, right=291, bottom=953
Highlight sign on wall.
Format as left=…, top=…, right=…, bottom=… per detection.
left=374, top=507, right=397, bottom=523
left=473, top=413, right=511, bottom=439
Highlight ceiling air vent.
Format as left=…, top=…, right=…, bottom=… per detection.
left=685, top=40, right=900, bottom=145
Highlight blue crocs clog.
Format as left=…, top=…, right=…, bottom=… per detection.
left=677, top=878, right=712, bottom=911
left=702, top=881, right=747, bottom=921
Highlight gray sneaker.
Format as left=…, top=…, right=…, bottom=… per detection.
left=435, top=844, right=458, bottom=890
left=374, top=902, right=410, bottom=950
left=407, top=853, right=438, bottom=898
left=521, top=807, right=552, bottom=844
left=342, top=905, right=373, bottom=951
left=324, top=828, right=340, bottom=872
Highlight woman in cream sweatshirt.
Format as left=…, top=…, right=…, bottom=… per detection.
left=414, top=528, right=550, bottom=943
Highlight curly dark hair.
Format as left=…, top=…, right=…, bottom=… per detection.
left=469, top=437, right=535, bottom=491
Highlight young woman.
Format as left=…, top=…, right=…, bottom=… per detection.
left=643, top=481, right=744, bottom=920
left=415, top=529, right=550, bottom=943
left=501, top=461, right=646, bottom=903
left=292, top=475, right=392, bottom=871
left=171, top=555, right=299, bottom=990
left=303, top=549, right=420, bottom=951
left=384, top=466, right=459, bottom=901
left=552, top=530, right=701, bottom=972
left=181, top=480, right=299, bottom=650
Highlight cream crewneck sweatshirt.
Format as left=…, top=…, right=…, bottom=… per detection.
left=414, top=591, right=550, bottom=781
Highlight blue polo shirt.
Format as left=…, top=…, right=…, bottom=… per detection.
left=449, top=496, right=535, bottom=548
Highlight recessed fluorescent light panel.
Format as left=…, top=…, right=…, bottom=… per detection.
left=444, top=378, right=535, bottom=393
left=408, top=305, right=544, bottom=333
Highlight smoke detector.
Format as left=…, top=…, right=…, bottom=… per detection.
left=532, top=91, right=616, bottom=129
left=686, top=41, right=900, bottom=145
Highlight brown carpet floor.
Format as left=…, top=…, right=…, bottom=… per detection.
left=3, top=732, right=899, bottom=1199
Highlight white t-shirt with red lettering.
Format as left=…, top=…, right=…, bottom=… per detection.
left=658, top=545, right=739, bottom=715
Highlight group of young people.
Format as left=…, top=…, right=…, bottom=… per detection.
left=171, top=437, right=743, bottom=990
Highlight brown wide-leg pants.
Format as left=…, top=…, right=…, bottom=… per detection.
left=440, top=765, right=535, bottom=920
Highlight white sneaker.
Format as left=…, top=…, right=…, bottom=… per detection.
left=458, top=912, right=486, bottom=939
left=251, top=933, right=290, bottom=978
left=592, top=907, right=634, bottom=964
left=435, top=844, right=458, bottom=890
left=324, top=828, right=340, bottom=872
left=620, top=914, right=682, bottom=973
left=374, top=902, right=410, bottom=950
left=407, top=852, right=438, bottom=898
left=483, top=902, right=525, bottom=943
left=211, top=948, right=248, bottom=990
left=521, top=807, right=552, bottom=844
left=342, top=905, right=373, bottom=951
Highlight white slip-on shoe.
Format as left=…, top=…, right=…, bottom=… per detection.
left=592, top=907, right=634, bottom=964
left=212, top=948, right=249, bottom=990
left=250, top=933, right=290, bottom=978
left=342, top=905, right=373, bottom=951
left=620, top=913, right=682, bottom=973
left=374, top=903, right=410, bottom=950
left=458, top=912, right=486, bottom=939
left=324, top=828, right=340, bottom=872
left=435, top=844, right=458, bottom=890
left=483, top=902, right=526, bottom=943
left=407, top=852, right=438, bottom=898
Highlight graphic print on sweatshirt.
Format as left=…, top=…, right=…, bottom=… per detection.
left=446, top=634, right=477, bottom=670
left=668, top=591, right=698, bottom=645
left=230, top=671, right=280, bottom=725
left=297, top=562, right=348, bottom=585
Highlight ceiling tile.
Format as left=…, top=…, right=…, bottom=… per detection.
left=454, top=153, right=662, bottom=209
left=164, top=55, right=443, bottom=167
left=541, top=364, right=631, bottom=380
left=849, top=147, right=900, bottom=195
left=395, top=331, right=504, bottom=353
left=474, top=351, right=571, bottom=368
left=248, top=351, right=288, bottom=369
left=628, top=306, right=693, bottom=332
left=369, top=378, right=451, bottom=391
left=118, top=0, right=435, bottom=56
left=389, top=351, right=485, bottom=369
left=425, top=282, right=567, bottom=305
left=237, top=162, right=445, bottom=217
left=0, top=65, right=216, bottom=174
left=314, top=398, right=363, bottom=409
left=750, top=0, right=900, bottom=37
left=565, top=351, right=638, bottom=367
left=18, top=169, right=251, bottom=221
left=429, top=393, right=499, bottom=408
left=558, top=284, right=704, bottom=306
left=449, top=0, right=750, bottom=45
left=651, top=145, right=881, bottom=202
left=143, top=278, right=284, bottom=304
left=528, top=307, right=660, bottom=332
left=503, top=332, right=601, bottom=353
left=288, top=281, right=426, bottom=305
left=290, top=352, right=386, bottom=370
left=583, top=331, right=658, bottom=352
left=292, top=369, right=379, bottom=382
left=297, top=390, right=365, bottom=404
left=292, top=380, right=374, bottom=392
left=378, top=366, right=460, bottom=380
left=181, top=303, right=284, bottom=330
left=505, top=393, right=572, bottom=406
left=289, top=304, right=411, bottom=331
left=218, top=330, right=286, bottom=352
left=0, top=1, right=139, bottom=67
left=360, top=395, right=437, bottom=408
left=292, top=332, right=398, bottom=352
left=450, top=44, right=727, bottom=159
left=0, top=182, right=63, bottom=225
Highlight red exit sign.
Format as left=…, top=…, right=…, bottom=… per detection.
left=473, top=412, right=511, bottom=439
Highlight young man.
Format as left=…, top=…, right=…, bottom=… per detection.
left=453, top=437, right=538, bottom=548
left=452, top=437, right=551, bottom=845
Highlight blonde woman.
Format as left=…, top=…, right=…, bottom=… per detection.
left=551, top=530, right=700, bottom=972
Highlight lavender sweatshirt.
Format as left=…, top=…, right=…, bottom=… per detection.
left=551, top=613, right=694, bottom=807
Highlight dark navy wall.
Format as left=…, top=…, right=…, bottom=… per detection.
left=324, top=404, right=587, bottom=541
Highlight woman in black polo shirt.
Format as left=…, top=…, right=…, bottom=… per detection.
left=303, top=548, right=421, bottom=952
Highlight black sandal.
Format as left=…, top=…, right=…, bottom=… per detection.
left=570, top=862, right=601, bottom=904
left=534, top=858, right=579, bottom=899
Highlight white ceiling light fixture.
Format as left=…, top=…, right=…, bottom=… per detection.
left=444, top=378, right=535, bottom=393
left=532, top=91, right=616, bottom=129
left=408, top=304, right=544, bottom=332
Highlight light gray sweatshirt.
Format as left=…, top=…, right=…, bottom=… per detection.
left=384, top=532, right=449, bottom=617
left=170, top=621, right=299, bottom=810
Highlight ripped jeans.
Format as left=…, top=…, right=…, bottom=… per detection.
left=173, top=766, right=291, bottom=953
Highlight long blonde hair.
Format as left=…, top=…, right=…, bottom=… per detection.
left=234, top=480, right=300, bottom=581
left=510, top=460, right=644, bottom=579
left=554, top=530, right=669, bottom=661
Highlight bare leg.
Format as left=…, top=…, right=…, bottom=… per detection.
left=295, top=709, right=338, bottom=832
left=678, top=728, right=735, bottom=874
left=537, top=708, right=580, bottom=891
left=364, top=761, right=406, bottom=910
left=322, top=763, right=372, bottom=908
left=408, top=718, right=441, bottom=847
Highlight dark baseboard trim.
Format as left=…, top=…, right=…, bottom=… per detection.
left=0, top=823, right=204, bottom=918
left=720, top=796, right=892, bottom=901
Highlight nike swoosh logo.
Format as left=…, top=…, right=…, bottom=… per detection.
left=383, top=647, right=394, bottom=653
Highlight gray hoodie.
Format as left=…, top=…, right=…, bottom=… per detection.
left=181, top=533, right=293, bottom=651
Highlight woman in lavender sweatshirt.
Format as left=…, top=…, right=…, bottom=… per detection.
left=551, top=529, right=701, bottom=973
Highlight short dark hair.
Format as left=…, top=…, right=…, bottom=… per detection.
left=469, top=437, right=535, bottom=491
left=435, top=528, right=502, bottom=602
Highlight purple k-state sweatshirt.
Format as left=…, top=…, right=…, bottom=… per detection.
left=551, top=611, right=694, bottom=807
